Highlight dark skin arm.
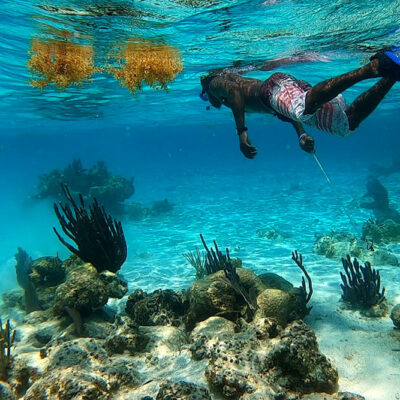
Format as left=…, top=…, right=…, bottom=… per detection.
left=231, top=98, right=314, bottom=157
left=290, top=121, right=315, bottom=153
left=224, top=87, right=258, bottom=159
left=207, top=74, right=314, bottom=157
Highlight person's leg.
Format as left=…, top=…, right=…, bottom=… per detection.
left=304, top=59, right=380, bottom=114
left=345, top=77, right=396, bottom=130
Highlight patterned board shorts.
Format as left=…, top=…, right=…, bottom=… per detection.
left=260, top=72, right=351, bottom=137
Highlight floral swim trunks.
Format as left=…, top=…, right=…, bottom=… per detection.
left=260, top=72, right=351, bottom=137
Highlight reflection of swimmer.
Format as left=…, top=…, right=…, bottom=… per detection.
left=200, top=47, right=400, bottom=159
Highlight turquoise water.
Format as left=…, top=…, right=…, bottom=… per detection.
left=1, top=1, right=400, bottom=399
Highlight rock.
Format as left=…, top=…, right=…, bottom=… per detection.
left=53, top=263, right=109, bottom=316
left=255, top=288, right=292, bottom=326
left=313, top=231, right=398, bottom=266
left=184, top=268, right=265, bottom=330
left=140, top=325, right=188, bottom=353
left=256, top=227, right=291, bottom=240
left=362, top=219, right=400, bottom=244
left=301, top=392, right=365, bottom=400
left=360, top=300, right=389, bottom=318
left=124, top=202, right=149, bottom=221
left=99, top=271, right=128, bottom=299
left=390, top=303, right=400, bottom=329
left=1, top=288, right=24, bottom=311
left=362, top=249, right=398, bottom=267
left=313, top=232, right=362, bottom=259
left=269, top=321, right=338, bottom=394
left=29, top=256, right=65, bottom=287
left=156, top=380, right=211, bottom=400
left=126, top=289, right=188, bottom=326
left=0, top=382, right=16, bottom=400
left=23, top=369, right=111, bottom=400
left=150, top=199, right=173, bottom=216
left=258, top=272, right=294, bottom=291
left=194, top=317, right=338, bottom=398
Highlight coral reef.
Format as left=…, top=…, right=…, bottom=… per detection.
left=150, top=199, right=173, bottom=216
left=256, top=226, right=291, bottom=240
left=340, top=255, right=386, bottom=312
left=362, top=218, right=400, bottom=245
left=184, top=266, right=308, bottom=331
left=194, top=317, right=338, bottom=397
left=13, top=251, right=66, bottom=313
left=125, top=289, right=188, bottom=327
left=156, top=380, right=211, bottom=399
left=123, top=202, right=150, bottom=221
left=390, top=304, right=400, bottom=329
left=14, top=248, right=41, bottom=313
left=314, top=231, right=398, bottom=266
left=53, top=184, right=127, bottom=273
left=53, top=259, right=127, bottom=334
left=0, top=319, right=15, bottom=380
left=36, top=159, right=134, bottom=214
left=29, top=256, right=65, bottom=288
left=28, top=37, right=97, bottom=89
left=109, top=38, right=183, bottom=93
left=2, top=244, right=367, bottom=400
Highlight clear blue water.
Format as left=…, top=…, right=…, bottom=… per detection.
left=1, top=1, right=400, bottom=398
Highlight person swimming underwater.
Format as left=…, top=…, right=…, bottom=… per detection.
left=200, top=47, right=400, bottom=159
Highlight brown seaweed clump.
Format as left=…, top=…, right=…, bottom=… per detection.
left=110, top=38, right=183, bottom=93
left=28, top=38, right=97, bottom=89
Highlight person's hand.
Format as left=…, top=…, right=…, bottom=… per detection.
left=299, top=133, right=315, bottom=153
left=239, top=132, right=257, bottom=159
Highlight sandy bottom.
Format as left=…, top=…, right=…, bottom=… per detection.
left=1, top=162, right=400, bottom=399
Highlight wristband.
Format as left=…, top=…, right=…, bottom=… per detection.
left=237, top=127, right=248, bottom=135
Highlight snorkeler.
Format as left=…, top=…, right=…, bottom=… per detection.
left=200, top=47, right=400, bottom=159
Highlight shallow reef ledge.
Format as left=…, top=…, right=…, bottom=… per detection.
left=0, top=265, right=366, bottom=400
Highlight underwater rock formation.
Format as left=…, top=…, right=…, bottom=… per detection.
left=193, top=317, right=338, bottom=397
left=256, top=226, right=291, bottom=240
left=362, top=218, right=400, bottom=245
left=29, top=256, right=65, bottom=288
left=390, top=304, right=400, bottom=329
left=53, top=257, right=127, bottom=333
left=36, top=159, right=134, bottom=214
left=123, top=202, right=150, bottom=221
left=14, top=248, right=41, bottom=313
left=54, top=184, right=127, bottom=273
left=125, top=289, right=188, bottom=327
left=150, top=199, right=173, bottom=216
left=2, top=249, right=367, bottom=400
left=13, top=251, right=66, bottom=313
left=184, top=267, right=309, bottom=331
left=314, top=231, right=398, bottom=266
left=156, top=380, right=212, bottom=400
